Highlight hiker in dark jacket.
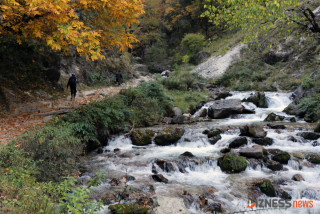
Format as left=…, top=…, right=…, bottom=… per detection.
left=67, top=73, right=78, bottom=100
left=115, top=71, right=123, bottom=86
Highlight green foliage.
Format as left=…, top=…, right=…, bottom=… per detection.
left=159, top=71, right=202, bottom=91
left=202, top=0, right=301, bottom=41
left=301, top=76, right=315, bottom=90
left=297, top=94, right=320, bottom=122
left=17, top=122, right=83, bottom=182
left=87, top=171, right=108, bottom=188
left=181, top=33, right=207, bottom=55
left=109, top=203, right=149, bottom=214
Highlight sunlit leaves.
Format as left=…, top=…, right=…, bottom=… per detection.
left=0, top=0, right=144, bottom=60
left=202, top=0, right=301, bottom=41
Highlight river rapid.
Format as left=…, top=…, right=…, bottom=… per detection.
left=81, top=91, right=320, bottom=214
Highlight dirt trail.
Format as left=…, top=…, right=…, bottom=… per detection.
left=0, top=75, right=152, bottom=145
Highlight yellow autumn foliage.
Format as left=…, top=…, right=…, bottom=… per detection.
left=0, top=0, right=144, bottom=60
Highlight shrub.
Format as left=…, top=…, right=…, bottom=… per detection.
left=159, top=71, right=201, bottom=91
left=301, top=76, right=315, bottom=90
left=181, top=33, right=206, bottom=55
left=297, top=94, right=320, bottom=122
left=17, top=122, right=83, bottom=182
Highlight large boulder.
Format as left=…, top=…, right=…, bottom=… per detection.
left=218, top=154, right=247, bottom=173
left=243, top=92, right=268, bottom=108
left=252, top=137, right=273, bottom=146
left=154, top=127, right=184, bottom=146
left=240, top=125, right=267, bottom=138
left=299, top=132, right=320, bottom=140
left=239, top=145, right=264, bottom=159
left=207, top=99, right=244, bottom=119
left=172, top=107, right=182, bottom=116
left=228, top=137, right=248, bottom=148
left=131, top=130, right=155, bottom=146
left=292, top=174, right=305, bottom=181
left=264, top=113, right=285, bottom=122
left=268, top=149, right=291, bottom=164
left=151, top=196, right=190, bottom=214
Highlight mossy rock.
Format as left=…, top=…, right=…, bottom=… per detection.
left=220, top=147, right=231, bottom=153
left=264, top=113, right=285, bottom=122
left=154, top=127, right=184, bottom=146
left=259, top=180, right=276, bottom=197
left=269, top=149, right=290, bottom=164
left=243, top=92, right=268, bottom=108
left=253, top=137, right=273, bottom=146
left=131, top=130, right=155, bottom=146
left=203, top=129, right=221, bottom=138
left=109, top=203, right=149, bottom=214
left=218, top=154, right=247, bottom=173
left=306, top=154, right=320, bottom=164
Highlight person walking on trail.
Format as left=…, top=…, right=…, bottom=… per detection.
left=115, top=71, right=123, bottom=86
left=67, top=73, right=78, bottom=100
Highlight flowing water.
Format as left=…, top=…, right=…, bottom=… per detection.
left=82, top=92, right=320, bottom=213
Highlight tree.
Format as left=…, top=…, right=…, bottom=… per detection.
left=202, top=0, right=319, bottom=41
left=0, top=0, right=144, bottom=60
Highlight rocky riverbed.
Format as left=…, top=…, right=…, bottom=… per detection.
left=80, top=91, right=320, bottom=214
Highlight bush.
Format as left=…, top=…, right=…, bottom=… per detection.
left=301, top=76, right=315, bottom=90
left=159, top=71, right=201, bottom=91
left=17, top=122, right=83, bottom=182
left=181, top=33, right=206, bottom=55
left=297, top=94, right=320, bottom=122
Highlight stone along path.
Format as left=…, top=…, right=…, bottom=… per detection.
left=0, top=75, right=152, bottom=145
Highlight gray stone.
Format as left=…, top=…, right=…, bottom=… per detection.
left=239, top=145, right=264, bottom=159
left=208, top=99, right=244, bottom=119
left=228, top=137, right=248, bottom=148
left=240, top=125, right=267, bottom=138
left=292, top=174, right=305, bottom=181
left=151, top=196, right=190, bottom=214
left=172, top=107, right=182, bottom=116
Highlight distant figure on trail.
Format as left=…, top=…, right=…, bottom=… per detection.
left=115, top=71, right=123, bottom=86
left=67, top=73, right=78, bottom=100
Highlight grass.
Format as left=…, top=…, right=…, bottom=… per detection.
left=167, top=90, right=209, bottom=113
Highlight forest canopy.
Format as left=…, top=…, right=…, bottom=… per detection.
left=0, top=0, right=144, bottom=60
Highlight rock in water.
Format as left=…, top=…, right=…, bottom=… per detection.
left=180, top=151, right=194, bottom=158
left=292, top=174, right=305, bottom=181
left=239, top=145, right=264, bottom=159
left=154, top=127, right=184, bottom=146
left=218, top=154, right=247, bottom=173
left=242, top=92, right=268, bottom=108
left=240, top=125, right=267, bottom=138
left=268, top=149, right=291, bottom=164
left=252, top=137, right=273, bottom=146
left=259, top=180, right=276, bottom=197
left=306, top=154, right=320, bottom=164
left=152, top=174, right=168, bottom=183
left=109, top=204, right=149, bottom=214
left=151, top=196, right=190, bottom=214
left=228, top=137, right=248, bottom=148
left=315, top=122, right=320, bottom=133
left=264, top=113, right=285, bottom=122
left=207, top=99, right=244, bottom=119
left=299, top=132, right=320, bottom=140
left=266, top=160, right=283, bottom=171
left=131, top=130, right=155, bottom=146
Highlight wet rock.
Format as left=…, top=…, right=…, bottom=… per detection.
left=114, top=148, right=121, bottom=154
left=125, top=175, right=136, bottom=182
left=259, top=180, right=276, bottom=197
left=242, top=92, right=268, bottom=108
left=208, top=135, right=222, bottom=145
left=292, top=174, right=305, bottom=181
left=315, top=123, right=320, bottom=133
left=312, top=141, right=320, bottom=147
left=299, top=132, right=320, bottom=140
left=283, top=102, right=299, bottom=115
left=131, top=130, right=155, bottom=146
left=268, top=149, right=291, bottom=164
left=172, top=115, right=193, bottom=124
left=154, top=127, right=184, bottom=146
left=97, top=147, right=103, bottom=154
left=203, top=129, right=221, bottom=138
left=306, top=154, right=320, bottom=164
left=264, top=113, right=285, bottom=122
left=239, top=145, right=264, bottom=159
left=207, top=99, right=244, bottom=119
left=218, top=154, right=248, bottom=173
left=152, top=174, right=168, bottom=183
left=109, top=204, right=149, bottom=214
left=180, top=151, right=194, bottom=158
left=109, top=178, right=121, bottom=186
left=285, top=117, right=297, bottom=122
left=267, top=124, right=286, bottom=129
left=247, top=158, right=264, bottom=169
left=204, top=202, right=224, bottom=213
left=228, top=137, right=248, bottom=148
left=240, top=125, right=267, bottom=138
left=151, top=196, right=190, bottom=214
left=266, top=160, right=283, bottom=171
left=242, top=108, right=256, bottom=114
left=155, top=159, right=175, bottom=173
left=220, top=148, right=231, bottom=153
left=199, top=108, right=207, bottom=117
left=252, top=137, right=273, bottom=146
left=213, top=91, right=232, bottom=100
left=278, top=189, right=292, bottom=200
left=173, top=107, right=182, bottom=116
left=287, top=136, right=298, bottom=142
